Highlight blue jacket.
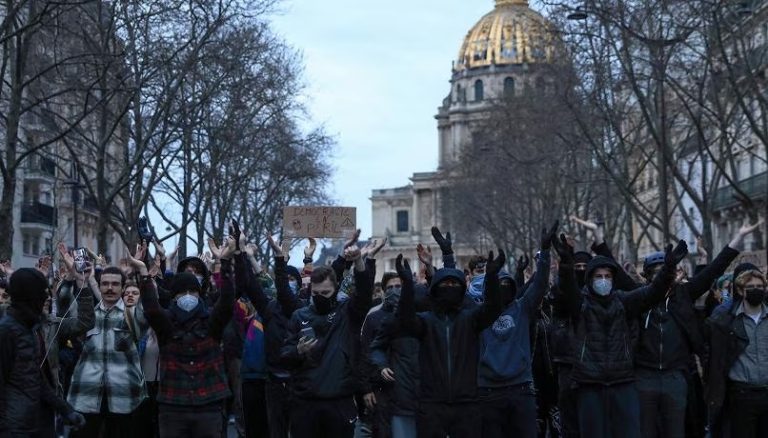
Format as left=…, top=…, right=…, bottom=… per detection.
left=478, top=250, right=550, bottom=387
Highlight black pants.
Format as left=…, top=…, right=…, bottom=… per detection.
left=557, top=365, right=579, bottom=438
left=479, top=383, right=537, bottom=438
left=576, top=382, right=640, bottom=438
left=133, top=381, right=160, bottom=437
left=70, top=410, right=133, bottom=438
left=265, top=379, right=291, bottom=438
left=726, top=382, right=768, bottom=438
left=243, top=379, right=269, bottom=438
left=158, top=404, right=224, bottom=438
left=289, top=397, right=356, bottom=438
left=637, top=369, right=687, bottom=438
left=417, top=401, right=481, bottom=438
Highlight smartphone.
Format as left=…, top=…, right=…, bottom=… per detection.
left=300, top=326, right=316, bottom=340
left=74, top=248, right=88, bottom=273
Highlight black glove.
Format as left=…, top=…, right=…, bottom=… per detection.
left=551, top=233, right=574, bottom=265
left=431, top=226, right=453, bottom=255
left=486, top=249, right=507, bottom=276
left=395, top=254, right=414, bottom=287
left=65, top=411, right=86, bottom=429
left=541, top=220, right=559, bottom=250
left=231, top=220, right=241, bottom=251
left=516, top=255, right=530, bottom=273
left=664, top=240, right=688, bottom=268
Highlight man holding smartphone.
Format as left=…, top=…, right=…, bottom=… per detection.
left=281, top=231, right=373, bottom=438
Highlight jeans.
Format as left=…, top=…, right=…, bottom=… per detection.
left=479, top=383, right=538, bottom=438
left=417, top=402, right=481, bottom=438
left=726, top=382, right=768, bottom=438
left=391, top=415, right=416, bottom=438
left=242, top=379, right=269, bottom=438
left=637, top=369, right=687, bottom=438
left=576, top=382, right=640, bottom=438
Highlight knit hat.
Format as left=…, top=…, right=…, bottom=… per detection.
left=8, top=268, right=48, bottom=303
left=573, top=251, right=593, bottom=265
left=171, top=272, right=202, bottom=296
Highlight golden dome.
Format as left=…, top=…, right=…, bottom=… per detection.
left=456, top=0, right=557, bottom=71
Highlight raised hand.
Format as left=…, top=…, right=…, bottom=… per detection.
left=343, top=245, right=362, bottom=262
left=570, top=215, right=598, bottom=231
left=431, top=226, right=453, bottom=254
left=370, top=237, right=387, bottom=258
left=664, top=240, right=689, bottom=267
left=219, top=236, right=236, bottom=260
left=304, top=237, right=317, bottom=259
left=541, top=220, right=559, bottom=250
left=126, top=249, right=148, bottom=276
left=417, top=243, right=433, bottom=266
left=344, top=229, right=361, bottom=250
left=208, top=238, right=222, bottom=259
left=360, top=240, right=377, bottom=259
left=153, top=239, right=166, bottom=260
left=395, top=254, right=414, bottom=286
left=57, top=242, right=75, bottom=274
left=516, top=254, right=530, bottom=273
left=485, top=250, right=507, bottom=276
left=36, top=255, right=52, bottom=277
left=551, top=233, right=574, bottom=264
left=267, top=234, right=283, bottom=258
left=231, top=219, right=242, bottom=251
left=134, top=241, right=148, bottom=262
left=695, top=235, right=708, bottom=260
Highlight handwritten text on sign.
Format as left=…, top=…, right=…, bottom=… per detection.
left=283, top=206, right=357, bottom=238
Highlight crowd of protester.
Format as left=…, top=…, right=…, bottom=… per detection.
left=0, top=214, right=766, bottom=438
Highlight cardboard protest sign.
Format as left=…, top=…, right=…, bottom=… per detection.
left=283, top=206, right=357, bottom=238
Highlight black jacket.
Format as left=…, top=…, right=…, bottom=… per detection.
left=705, top=298, right=750, bottom=419
left=635, top=246, right=739, bottom=372
left=397, top=268, right=503, bottom=403
left=370, top=315, right=420, bottom=415
left=0, top=310, right=72, bottom=435
left=559, top=257, right=676, bottom=385
left=281, top=267, right=373, bottom=399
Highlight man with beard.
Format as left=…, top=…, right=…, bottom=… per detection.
left=280, top=233, right=373, bottom=438
left=395, top=247, right=506, bottom=438
left=0, top=268, right=86, bottom=437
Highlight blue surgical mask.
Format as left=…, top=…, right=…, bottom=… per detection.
left=288, top=280, right=298, bottom=295
left=468, top=274, right=485, bottom=303
left=176, top=293, right=199, bottom=312
left=592, top=278, right=613, bottom=296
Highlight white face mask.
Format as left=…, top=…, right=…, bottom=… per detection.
left=176, top=293, right=199, bottom=312
left=592, top=278, right=613, bottom=296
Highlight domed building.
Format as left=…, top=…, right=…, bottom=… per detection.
left=370, top=0, right=560, bottom=275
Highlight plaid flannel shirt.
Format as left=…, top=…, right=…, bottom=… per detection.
left=67, top=299, right=147, bottom=414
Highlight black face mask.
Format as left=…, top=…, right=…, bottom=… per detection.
left=744, top=288, right=767, bottom=307
left=312, top=294, right=337, bottom=315
left=500, top=284, right=516, bottom=305
left=433, top=285, right=464, bottom=312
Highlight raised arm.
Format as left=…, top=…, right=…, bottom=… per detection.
left=208, top=238, right=237, bottom=341
left=515, top=254, right=530, bottom=293
left=395, top=255, right=426, bottom=338
left=346, top=241, right=374, bottom=327
left=472, top=250, right=507, bottom=331
left=136, top=262, right=174, bottom=341
left=234, top=250, right=269, bottom=315
left=521, top=222, right=557, bottom=313
left=431, top=226, right=456, bottom=269
left=552, top=233, right=582, bottom=319
left=621, top=241, right=688, bottom=316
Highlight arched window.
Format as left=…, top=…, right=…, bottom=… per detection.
left=474, top=79, right=484, bottom=101
left=504, top=77, right=515, bottom=97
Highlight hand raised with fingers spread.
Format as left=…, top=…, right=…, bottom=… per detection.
left=267, top=233, right=284, bottom=258
left=304, top=237, right=317, bottom=259
left=369, top=238, right=387, bottom=258
left=395, top=254, right=414, bottom=287
left=344, top=229, right=361, bottom=250
left=417, top=243, right=433, bottom=266
left=551, top=233, right=574, bottom=265
left=57, top=242, right=75, bottom=274
left=219, top=236, right=236, bottom=260
left=208, top=238, right=222, bottom=259
left=541, top=220, right=560, bottom=250
left=126, top=250, right=149, bottom=276
left=664, top=240, right=689, bottom=268
left=431, top=226, right=453, bottom=255
left=516, top=255, right=530, bottom=273
left=485, top=250, right=507, bottom=277
left=153, top=239, right=166, bottom=260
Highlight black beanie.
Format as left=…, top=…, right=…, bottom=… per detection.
left=171, top=272, right=202, bottom=296
left=286, top=265, right=302, bottom=283
left=8, top=268, right=48, bottom=303
left=573, top=251, right=593, bottom=265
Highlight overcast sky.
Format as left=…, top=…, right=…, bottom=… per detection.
left=270, top=0, right=531, bottom=239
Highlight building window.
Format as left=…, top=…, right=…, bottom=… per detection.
left=504, top=77, right=515, bottom=97
left=396, top=210, right=409, bottom=233
left=23, top=233, right=39, bottom=256
left=474, top=80, right=484, bottom=101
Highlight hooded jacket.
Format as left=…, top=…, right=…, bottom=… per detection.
left=397, top=267, right=503, bottom=403
left=558, top=256, right=676, bottom=385
left=478, top=250, right=551, bottom=387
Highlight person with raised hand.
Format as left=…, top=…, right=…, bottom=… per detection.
left=133, top=234, right=237, bottom=438
left=280, top=229, right=373, bottom=438
left=553, top=233, right=688, bottom=438
left=478, top=221, right=557, bottom=438
left=395, top=246, right=506, bottom=438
